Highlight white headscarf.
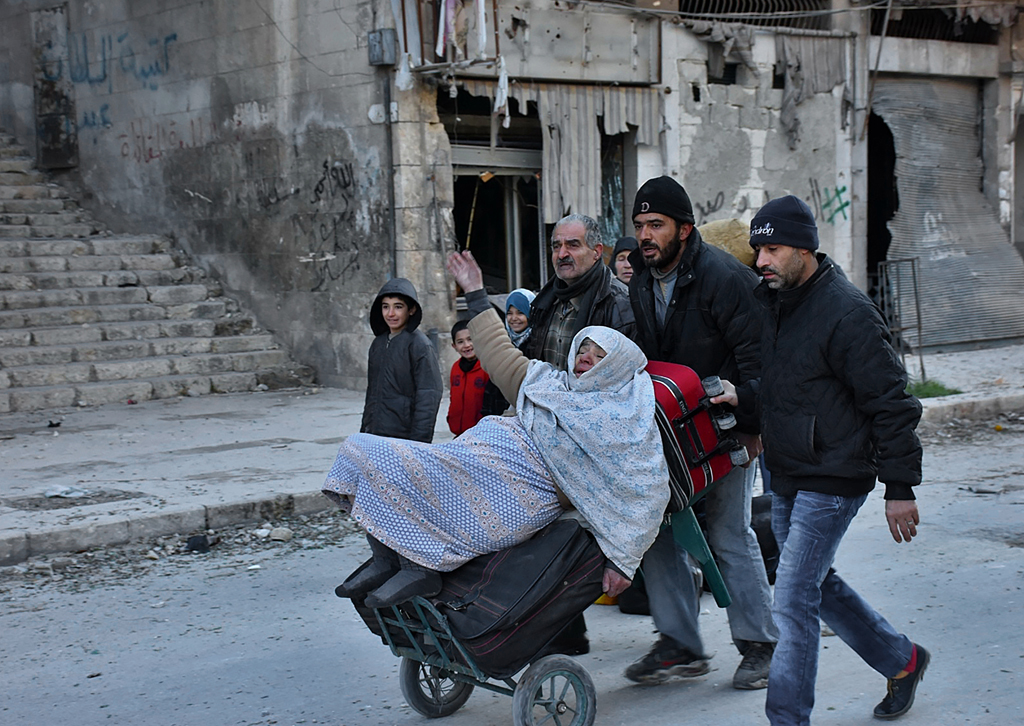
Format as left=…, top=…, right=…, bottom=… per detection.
left=516, top=326, right=669, bottom=577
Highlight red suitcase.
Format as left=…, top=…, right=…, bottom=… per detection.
left=646, top=360, right=749, bottom=512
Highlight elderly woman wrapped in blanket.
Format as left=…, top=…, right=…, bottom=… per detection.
left=322, top=251, right=670, bottom=608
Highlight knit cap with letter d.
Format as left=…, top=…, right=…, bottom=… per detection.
left=749, top=195, right=819, bottom=251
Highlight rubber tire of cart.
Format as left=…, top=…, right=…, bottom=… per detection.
left=399, top=657, right=474, bottom=718
left=513, top=654, right=596, bottom=726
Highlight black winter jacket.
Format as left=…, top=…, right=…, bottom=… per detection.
left=361, top=278, right=443, bottom=443
left=627, top=229, right=763, bottom=433
left=521, top=263, right=635, bottom=364
left=757, top=254, right=922, bottom=500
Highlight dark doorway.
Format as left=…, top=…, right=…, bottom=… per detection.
left=867, top=112, right=897, bottom=298
left=453, top=174, right=542, bottom=294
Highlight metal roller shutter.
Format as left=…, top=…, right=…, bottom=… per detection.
left=873, top=76, right=1024, bottom=347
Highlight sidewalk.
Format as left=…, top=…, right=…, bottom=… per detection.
left=2, top=341, right=1023, bottom=565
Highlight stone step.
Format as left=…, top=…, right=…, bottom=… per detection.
left=0, top=267, right=194, bottom=291
left=1, top=285, right=151, bottom=309
left=0, top=368, right=305, bottom=413
left=0, top=318, right=218, bottom=347
left=0, top=170, right=45, bottom=185
left=0, top=334, right=278, bottom=367
left=0, top=223, right=95, bottom=238
left=0, top=252, right=178, bottom=274
left=0, top=158, right=35, bottom=173
left=0, top=184, right=68, bottom=200
left=0, top=299, right=227, bottom=329
left=0, top=147, right=24, bottom=158
left=2, top=348, right=291, bottom=387
left=0, top=235, right=169, bottom=257
left=0, top=212, right=86, bottom=227
left=0, top=198, right=70, bottom=214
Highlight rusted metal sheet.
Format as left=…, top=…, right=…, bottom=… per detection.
left=873, top=76, right=1024, bottom=347
left=31, top=5, right=78, bottom=169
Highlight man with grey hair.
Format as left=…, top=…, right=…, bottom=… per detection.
left=521, top=213, right=635, bottom=367
left=521, top=213, right=635, bottom=657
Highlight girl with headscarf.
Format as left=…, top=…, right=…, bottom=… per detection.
left=324, top=252, right=669, bottom=608
left=480, top=287, right=536, bottom=416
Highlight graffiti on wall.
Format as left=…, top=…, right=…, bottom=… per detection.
left=694, top=191, right=726, bottom=226
left=807, top=178, right=850, bottom=226
left=118, top=115, right=217, bottom=164
left=714, top=178, right=850, bottom=227
left=295, top=158, right=361, bottom=291
left=46, top=30, right=179, bottom=92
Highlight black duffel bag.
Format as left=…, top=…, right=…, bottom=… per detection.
left=432, top=518, right=605, bottom=679
left=349, top=519, right=605, bottom=679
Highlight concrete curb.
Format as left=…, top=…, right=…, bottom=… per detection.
left=920, top=391, right=1024, bottom=424
left=0, top=490, right=332, bottom=566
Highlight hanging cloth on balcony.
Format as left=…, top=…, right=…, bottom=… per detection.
left=460, top=79, right=664, bottom=223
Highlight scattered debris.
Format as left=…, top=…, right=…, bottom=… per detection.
left=269, top=527, right=293, bottom=542
left=0, top=509, right=358, bottom=594
left=44, top=485, right=91, bottom=499
left=186, top=535, right=213, bottom=553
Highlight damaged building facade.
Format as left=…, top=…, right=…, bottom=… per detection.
left=2, top=0, right=1023, bottom=389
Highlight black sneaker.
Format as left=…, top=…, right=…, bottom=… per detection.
left=873, top=645, right=930, bottom=719
left=624, top=637, right=711, bottom=684
left=733, top=641, right=774, bottom=690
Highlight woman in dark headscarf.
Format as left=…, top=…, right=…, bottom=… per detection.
left=609, top=237, right=638, bottom=284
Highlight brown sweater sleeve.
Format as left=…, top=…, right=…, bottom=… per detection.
left=468, top=309, right=530, bottom=407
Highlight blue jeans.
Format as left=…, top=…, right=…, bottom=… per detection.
left=766, top=491, right=914, bottom=726
left=644, top=465, right=777, bottom=656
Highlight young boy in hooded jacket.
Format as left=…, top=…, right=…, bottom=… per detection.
left=361, top=278, right=443, bottom=443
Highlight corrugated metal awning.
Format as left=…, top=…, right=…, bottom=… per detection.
left=873, top=76, right=1024, bottom=347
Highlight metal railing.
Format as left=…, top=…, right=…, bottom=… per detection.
left=876, top=257, right=926, bottom=382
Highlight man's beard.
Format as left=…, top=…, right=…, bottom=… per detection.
left=643, top=236, right=683, bottom=271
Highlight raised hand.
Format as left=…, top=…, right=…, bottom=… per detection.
left=445, top=250, right=484, bottom=293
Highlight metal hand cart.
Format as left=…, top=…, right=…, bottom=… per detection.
left=357, top=501, right=732, bottom=726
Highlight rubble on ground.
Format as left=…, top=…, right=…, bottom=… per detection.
left=0, top=508, right=360, bottom=595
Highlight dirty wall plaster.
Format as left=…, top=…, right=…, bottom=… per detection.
left=648, top=27, right=846, bottom=273
left=0, top=0, right=457, bottom=389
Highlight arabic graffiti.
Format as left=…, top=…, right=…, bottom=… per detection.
left=297, top=158, right=360, bottom=291
left=695, top=191, right=726, bottom=226
left=118, top=115, right=217, bottom=164
left=80, top=104, right=111, bottom=129
left=43, top=30, right=178, bottom=92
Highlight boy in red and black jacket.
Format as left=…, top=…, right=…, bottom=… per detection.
left=446, top=320, right=490, bottom=436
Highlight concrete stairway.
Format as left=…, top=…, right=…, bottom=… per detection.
left=0, top=130, right=313, bottom=413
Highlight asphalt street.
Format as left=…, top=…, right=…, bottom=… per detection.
left=1, top=406, right=1023, bottom=725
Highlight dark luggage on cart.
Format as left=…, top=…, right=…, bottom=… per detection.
left=339, top=362, right=748, bottom=726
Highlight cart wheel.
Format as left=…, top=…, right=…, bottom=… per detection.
left=513, top=655, right=596, bottom=726
left=701, top=375, right=725, bottom=398
left=399, top=657, right=474, bottom=718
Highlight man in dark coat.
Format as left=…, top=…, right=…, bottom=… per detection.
left=521, top=213, right=635, bottom=369
left=624, top=176, right=778, bottom=690
left=522, top=212, right=635, bottom=655
left=717, top=195, right=927, bottom=724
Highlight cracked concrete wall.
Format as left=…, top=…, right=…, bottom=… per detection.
left=0, top=0, right=456, bottom=390
left=638, top=25, right=852, bottom=280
